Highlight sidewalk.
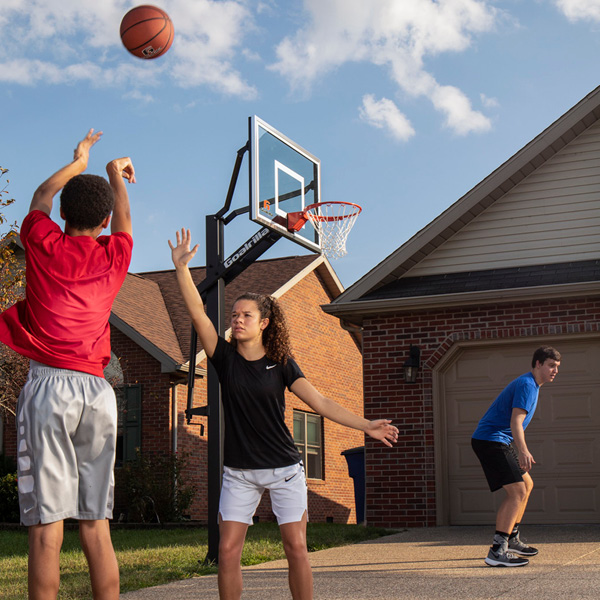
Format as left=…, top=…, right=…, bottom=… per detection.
left=120, top=524, right=600, bottom=599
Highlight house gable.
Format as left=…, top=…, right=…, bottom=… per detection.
left=408, top=120, right=600, bottom=277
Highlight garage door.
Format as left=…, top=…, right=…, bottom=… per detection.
left=443, top=338, right=600, bottom=525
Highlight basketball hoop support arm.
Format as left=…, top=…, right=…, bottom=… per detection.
left=183, top=141, right=281, bottom=565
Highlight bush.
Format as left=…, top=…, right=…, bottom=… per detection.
left=0, top=472, right=19, bottom=522
left=0, top=453, right=16, bottom=477
left=115, top=450, right=196, bottom=523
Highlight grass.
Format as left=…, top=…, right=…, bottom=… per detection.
left=0, top=523, right=396, bottom=599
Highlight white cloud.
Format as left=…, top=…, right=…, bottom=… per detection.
left=554, top=0, right=600, bottom=21
left=480, top=93, right=499, bottom=108
left=123, top=89, right=155, bottom=104
left=432, top=84, right=492, bottom=134
left=270, top=0, right=496, bottom=135
left=0, top=0, right=256, bottom=97
left=359, top=95, right=415, bottom=142
left=0, top=58, right=157, bottom=87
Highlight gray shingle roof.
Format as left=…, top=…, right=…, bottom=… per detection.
left=361, top=260, right=600, bottom=301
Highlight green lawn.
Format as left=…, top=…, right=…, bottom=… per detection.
left=0, top=523, right=395, bottom=599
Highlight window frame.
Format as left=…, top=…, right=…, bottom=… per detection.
left=293, top=409, right=324, bottom=480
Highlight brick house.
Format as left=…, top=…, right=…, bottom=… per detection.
left=108, top=253, right=365, bottom=523
left=324, top=86, right=600, bottom=528
left=1, top=250, right=366, bottom=523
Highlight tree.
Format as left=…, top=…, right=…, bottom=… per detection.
left=0, top=167, right=27, bottom=419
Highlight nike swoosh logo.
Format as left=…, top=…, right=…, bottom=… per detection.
left=285, top=473, right=297, bottom=482
left=23, top=507, right=34, bottom=514
left=266, top=364, right=277, bottom=370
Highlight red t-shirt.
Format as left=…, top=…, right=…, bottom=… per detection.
left=0, top=210, right=133, bottom=376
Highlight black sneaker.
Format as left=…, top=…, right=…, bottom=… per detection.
left=485, top=546, right=529, bottom=567
left=508, top=535, right=539, bottom=557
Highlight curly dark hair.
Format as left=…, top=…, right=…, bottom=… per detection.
left=60, top=174, right=114, bottom=231
left=229, top=292, right=293, bottom=364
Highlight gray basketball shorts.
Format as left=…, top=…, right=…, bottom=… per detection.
left=16, top=360, right=117, bottom=526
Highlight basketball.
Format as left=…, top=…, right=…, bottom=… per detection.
left=120, top=5, right=174, bottom=60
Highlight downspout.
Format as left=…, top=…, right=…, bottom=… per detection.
left=171, top=382, right=178, bottom=455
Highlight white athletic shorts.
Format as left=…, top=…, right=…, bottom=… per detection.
left=16, top=361, right=117, bottom=526
left=219, top=462, right=308, bottom=525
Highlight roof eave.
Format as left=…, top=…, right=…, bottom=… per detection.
left=109, top=313, right=196, bottom=375
left=322, top=281, right=600, bottom=323
left=268, top=254, right=344, bottom=300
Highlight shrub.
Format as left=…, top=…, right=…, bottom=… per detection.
left=0, top=453, right=16, bottom=477
left=0, top=472, right=19, bottom=522
left=115, top=450, right=195, bottom=523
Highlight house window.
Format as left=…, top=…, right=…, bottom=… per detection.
left=115, top=384, right=142, bottom=466
left=293, top=410, right=323, bottom=480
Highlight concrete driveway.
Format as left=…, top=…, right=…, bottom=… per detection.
left=120, top=524, right=600, bottom=599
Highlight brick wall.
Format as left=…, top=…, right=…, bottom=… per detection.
left=362, top=296, right=600, bottom=528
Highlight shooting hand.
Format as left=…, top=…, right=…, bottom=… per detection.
left=73, top=129, right=103, bottom=167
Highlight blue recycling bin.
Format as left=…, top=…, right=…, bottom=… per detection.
left=341, top=446, right=365, bottom=524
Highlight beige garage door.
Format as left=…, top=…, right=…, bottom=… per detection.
left=442, top=338, right=600, bottom=525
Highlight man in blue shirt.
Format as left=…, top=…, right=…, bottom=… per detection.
left=472, top=346, right=561, bottom=567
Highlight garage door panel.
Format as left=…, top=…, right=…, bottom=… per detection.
left=527, top=431, right=600, bottom=477
left=555, top=345, right=600, bottom=383
left=450, top=481, right=600, bottom=525
left=443, top=338, right=600, bottom=524
left=456, top=400, right=492, bottom=428
left=446, top=439, right=482, bottom=472
left=446, top=392, right=497, bottom=428
left=548, top=389, right=598, bottom=422
left=449, top=484, right=505, bottom=524
left=528, top=480, right=600, bottom=521
left=555, top=482, right=600, bottom=515
left=446, top=349, right=531, bottom=388
left=552, top=437, right=598, bottom=468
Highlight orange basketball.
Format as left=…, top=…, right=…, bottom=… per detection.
left=120, top=5, right=174, bottom=60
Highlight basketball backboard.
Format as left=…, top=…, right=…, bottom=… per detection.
left=249, top=116, right=321, bottom=253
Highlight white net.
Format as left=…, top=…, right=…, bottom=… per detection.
left=305, top=202, right=361, bottom=260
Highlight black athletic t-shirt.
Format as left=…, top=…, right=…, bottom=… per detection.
left=209, top=336, right=305, bottom=469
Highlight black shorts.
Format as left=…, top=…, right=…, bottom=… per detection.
left=471, top=438, right=525, bottom=492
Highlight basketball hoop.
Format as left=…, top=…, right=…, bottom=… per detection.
left=288, top=201, right=362, bottom=259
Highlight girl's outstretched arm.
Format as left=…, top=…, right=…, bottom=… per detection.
left=290, top=377, right=399, bottom=447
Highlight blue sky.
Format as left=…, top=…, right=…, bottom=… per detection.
left=2, top=0, right=600, bottom=287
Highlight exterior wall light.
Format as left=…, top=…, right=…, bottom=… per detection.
left=403, top=345, right=421, bottom=383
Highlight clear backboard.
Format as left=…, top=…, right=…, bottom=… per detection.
left=249, top=116, right=321, bottom=253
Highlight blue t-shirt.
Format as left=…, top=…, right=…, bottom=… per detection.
left=472, top=372, right=540, bottom=444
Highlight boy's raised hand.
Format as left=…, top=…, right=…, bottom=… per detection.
left=73, top=128, right=103, bottom=168
left=169, top=228, right=199, bottom=268
left=30, top=128, right=102, bottom=215
left=106, top=157, right=136, bottom=184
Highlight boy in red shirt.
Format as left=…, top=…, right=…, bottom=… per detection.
left=0, top=129, right=134, bottom=600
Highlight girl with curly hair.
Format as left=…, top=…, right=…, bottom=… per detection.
left=169, top=228, right=398, bottom=600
